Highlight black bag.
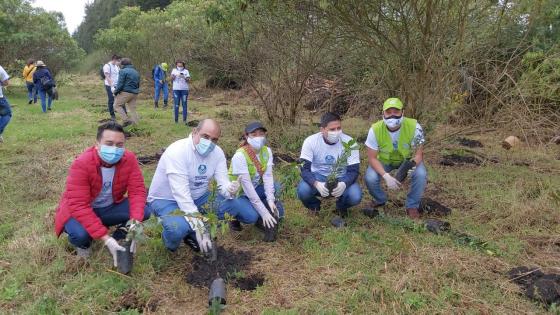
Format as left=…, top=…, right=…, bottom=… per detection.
left=40, top=76, right=54, bottom=90
left=99, top=64, right=106, bottom=80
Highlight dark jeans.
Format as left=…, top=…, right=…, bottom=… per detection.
left=0, top=97, right=12, bottom=135
left=104, top=85, right=115, bottom=118
left=63, top=198, right=151, bottom=249
left=26, top=82, right=37, bottom=102
left=173, top=89, right=189, bottom=122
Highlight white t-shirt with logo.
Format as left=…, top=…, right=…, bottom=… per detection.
left=91, top=167, right=115, bottom=208
left=148, top=136, right=229, bottom=202
left=230, top=147, right=274, bottom=187
left=103, top=63, right=120, bottom=87
left=365, top=122, right=424, bottom=151
left=171, top=68, right=190, bottom=91
left=300, top=132, right=360, bottom=177
left=0, top=66, right=10, bottom=98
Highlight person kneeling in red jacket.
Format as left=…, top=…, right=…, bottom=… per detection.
left=54, top=121, right=150, bottom=266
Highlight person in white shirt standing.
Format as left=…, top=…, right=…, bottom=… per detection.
left=103, top=55, right=121, bottom=120
left=147, top=119, right=240, bottom=253
left=170, top=60, right=190, bottom=124
left=0, top=65, right=11, bottom=143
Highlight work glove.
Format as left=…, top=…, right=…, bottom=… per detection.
left=267, top=199, right=279, bottom=217
left=110, top=86, right=115, bottom=94
left=195, top=229, right=212, bottom=253
left=382, top=173, right=401, bottom=190
left=260, top=209, right=277, bottom=229
left=227, top=180, right=240, bottom=196
left=104, top=237, right=125, bottom=267
left=314, top=181, right=330, bottom=197
left=331, top=182, right=347, bottom=198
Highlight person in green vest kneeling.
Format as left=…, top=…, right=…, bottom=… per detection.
left=364, top=98, right=427, bottom=219
left=217, top=122, right=285, bottom=241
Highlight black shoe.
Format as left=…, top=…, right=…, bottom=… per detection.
left=47, top=107, right=52, bottom=110
left=183, top=233, right=201, bottom=252
left=229, top=219, right=243, bottom=232
left=28, top=100, right=32, bottom=104
left=337, top=208, right=348, bottom=218
left=362, top=207, right=380, bottom=218
left=330, top=216, right=345, bottom=228
left=112, top=226, right=128, bottom=241
left=154, top=102, right=159, bottom=108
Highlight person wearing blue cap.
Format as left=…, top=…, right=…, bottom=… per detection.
left=363, top=97, right=427, bottom=220
left=217, top=121, right=285, bottom=242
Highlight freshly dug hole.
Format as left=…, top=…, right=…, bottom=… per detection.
left=440, top=154, right=482, bottom=166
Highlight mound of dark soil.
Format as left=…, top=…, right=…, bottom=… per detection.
left=457, top=137, right=483, bottom=148
left=186, top=120, right=199, bottom=127
left=440, top=154, right=482, bottom=166
left=186, top=246, right=263, bottom=290
left=112, top=289, right=159, bottom=312
left=425, top=219, right=450, bottom=234
left=137, top=148, right=166, bottom=165
left=230, top=273, right=265, bottom=291
left=420, top=198, right=452, bottom=216
left=508, top=266, right=560, bottom=306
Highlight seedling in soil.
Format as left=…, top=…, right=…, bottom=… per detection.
left=394, top=133, right=425, bottom=183
left=325, top=139, right=359, bottom=194
left=116, top=219, right=145, bottom=275
left=208, top=278, right=227, bottom=314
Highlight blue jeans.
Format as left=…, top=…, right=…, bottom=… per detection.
left=297, top=173, right=362, bottom=211
left=104, top=85, right=116, bottom=118
left=0, top=97, right=12, bottom=135
left=38, top=88, right=53, bottom=112
left=173, top=89, right=189, bottom=122
left=63, top=198, right=151, bottom=249
left=216, top=183, right=285, bottom=224
left=364, top=163, right=427, bottom=209
left=149, top=191, right=209, bottom=251
left=26, top=82, right=37, bottom=102
left=154, top=81, right=169, bottom=104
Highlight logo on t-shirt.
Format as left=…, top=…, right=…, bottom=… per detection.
left=102, top=181, right=112, bottom=191
left=325, top=155, right=335, bottom=164
left=198, top=164, right=207, bottom=174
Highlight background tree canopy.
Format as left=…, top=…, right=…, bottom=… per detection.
left=0, top=0, right=85, bottom=75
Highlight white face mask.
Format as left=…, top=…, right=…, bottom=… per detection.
left=177, top=67, right=184, bottom=71
left=247, top=136, right=266, bottom=151
left=383, top=116, right=403, bottom=129
left=326, top=130, right=342, bottom=144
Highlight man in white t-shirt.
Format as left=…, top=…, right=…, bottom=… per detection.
left=0, top=65, right=11, bottom=143
left=170, top=60, right=191, bottom=124
left=297, top=112, right=362, bottom=227
left=147, top=119, right=240, bottom=253
left=364, top=97, right=427, bottom=219
left=103, top=55, right=121, bottom=119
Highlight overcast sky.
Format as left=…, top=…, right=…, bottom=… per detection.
left=31, top=0, right=89, bottom=34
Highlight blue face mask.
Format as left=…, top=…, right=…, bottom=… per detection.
left=195, top=137, right=216, bottom=157
left=99, top=145, right=125, bottom=164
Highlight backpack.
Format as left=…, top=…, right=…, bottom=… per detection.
left=99, top=64, right=106, bottom=80
left=41, top=76, right=54, bottom=90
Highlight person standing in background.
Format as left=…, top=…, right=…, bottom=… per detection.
left=33, top=60, right=55, bottom=113
left=113, top=58, right=141, bottom=127
left=103, top=55, right=121, bottom=120
left=170, top=60, right=190, bottom=124
left=152, top=62, right=169, bottom=108
left=22, top=59, right=37, bottom=104
left=0, top=65, right=11, bottom=143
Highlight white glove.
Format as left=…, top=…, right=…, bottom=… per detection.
left=383, top=173, right=401, bottom=190
left=260, top=209, right=277, bottom=228
left=195, top=229, right=212, bottom=253
left=267, top=199, right=279, bottom=217
left=314, top=182, right=329, bottom=197
left=110, top=86, right=115, bottom=94
left=104, top=237, right=125, bottom=267
left=331, top=182, right=347, bottom=198
left=130, top=240, right=137, bottom=254
left=227, top=180, right=240, bottom=196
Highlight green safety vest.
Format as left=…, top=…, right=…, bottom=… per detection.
left=372, top=117, right=417, bottom=166
left=228, top=146, right=270, bottom=182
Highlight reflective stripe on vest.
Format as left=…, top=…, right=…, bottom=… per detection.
left=228, top=146, right=269, bottom=181
left=372, top=117, right=417, bottom=166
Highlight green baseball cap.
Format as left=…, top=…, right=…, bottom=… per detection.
left=161, top=62, right=169, bottom=72
left=383, top=98, right=404, bottom=111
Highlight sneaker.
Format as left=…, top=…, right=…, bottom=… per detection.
left=183, top=233, right=201, bottom=252
left=229, top=219, right=243, bottom=232
left=76, top=247, right=92, bottom=258
left=154, top=101, right=159, bottom=108
left=47, top=107, right=52, bottom=111
left=28, top=99, right=32, bottom=104
left=406, top=208, right=421, bottom=220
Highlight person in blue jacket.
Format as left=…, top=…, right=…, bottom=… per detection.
left=33, top=60, right=55, bottom=113
left=152, top=62, right=169, bottom=108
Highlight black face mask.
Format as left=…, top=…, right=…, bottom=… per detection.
left=383, top=115, right=402, bottom=120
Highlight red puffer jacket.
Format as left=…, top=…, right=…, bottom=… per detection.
left=54, top=146, right=146, bottom=239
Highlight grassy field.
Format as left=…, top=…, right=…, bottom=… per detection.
left=1, top=75, right=559, bottom=314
